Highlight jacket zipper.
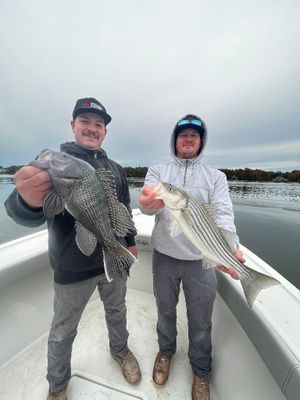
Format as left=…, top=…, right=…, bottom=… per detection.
left=183, top=160, right=188, bottom=187
left=93, top=151, right=101, bottom=169
left=93, top=150, right=106, bottom=170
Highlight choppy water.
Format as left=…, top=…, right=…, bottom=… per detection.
left=228, top=181, right=300, bottom=210
left=1, top=175, right=300, bottom=289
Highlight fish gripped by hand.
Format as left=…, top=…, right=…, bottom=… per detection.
left=30, top=149, right=137, bottom=282
left=154, top=181, right=280, bottom=308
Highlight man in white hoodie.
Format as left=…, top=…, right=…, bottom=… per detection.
left=139, top=114, right=244, bottom=400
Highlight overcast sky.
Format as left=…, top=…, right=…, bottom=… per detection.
left=0, top=0, right=299, bottom=171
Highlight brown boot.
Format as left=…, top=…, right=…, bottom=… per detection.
left=47, top=387, right=67, bottom=400
left=152, top=352, right=172, bottom=386
left=192, top=373, right=210, bottom=400
left=112, top=350, right=141, bottom=384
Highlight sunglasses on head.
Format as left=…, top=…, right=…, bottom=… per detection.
left=177, top=119, right=202, bottom=127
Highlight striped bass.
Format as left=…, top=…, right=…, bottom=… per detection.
left=30, top=149, right=137, bottom=282
left=154, top=181, right=280, bottom=308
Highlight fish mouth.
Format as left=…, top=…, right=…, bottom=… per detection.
left=153, top=181, right=165, bottom=199
left=82, top=131, right=99, bottom=139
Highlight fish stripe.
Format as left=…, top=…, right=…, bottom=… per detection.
left=189, top=200, right=244, bottom=272
left=186, top=197, right=248, bottom=276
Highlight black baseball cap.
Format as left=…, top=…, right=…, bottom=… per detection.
left=72, top=97, right=112, bottom=125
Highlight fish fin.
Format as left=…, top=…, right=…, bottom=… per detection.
left=43, top=190, right=65, bottom=217
left=239, top=264, right=281, bottom=308
left=170, top=219, right=183, bottom=237
left=218, top=228, right=237, bottom=252
left=103, top=252, right=113, bottom=282
left=202, top=256, right=218, bottom=269
left=75, top=221, right=98, bottom=256
left=95, top=168, right=116, bottom=187
left=111, top=202, right=137, bottom=237
left=103, top=243, right=137, bottom=282
left=95, top=168, right=137, bottom=237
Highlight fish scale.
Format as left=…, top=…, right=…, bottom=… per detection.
left=70, top=173, right=115, bottom=244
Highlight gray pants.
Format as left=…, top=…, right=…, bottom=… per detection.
left=47, top=273, right=129, bottom=392
left=153, top=249, right=217, bottom=377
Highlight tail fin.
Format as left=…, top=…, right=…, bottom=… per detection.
left=103, top=243, right=137, bottom=282
left=239, top=265, right=281, bottom=308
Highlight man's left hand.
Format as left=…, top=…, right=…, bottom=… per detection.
left=217, top=249, right=245, bottom=280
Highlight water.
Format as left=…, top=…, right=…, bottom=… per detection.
left=0, top=176, right=47, bottom=242
left=228, top=181, right=300, bottom=211
left=1, top=176, right=300, bottom=289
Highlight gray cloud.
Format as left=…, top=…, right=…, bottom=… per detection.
left=1, top=0, right=299, bottom=171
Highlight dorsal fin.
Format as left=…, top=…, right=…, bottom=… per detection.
left=95, top=168, right=117, bottom=194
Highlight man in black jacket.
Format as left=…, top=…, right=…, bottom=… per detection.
left=5, top=97, right=141, bottom=400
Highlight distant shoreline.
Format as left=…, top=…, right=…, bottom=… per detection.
left=1, top=160, right=300, bottom=184
left=0, top=172, right=300, bottom=184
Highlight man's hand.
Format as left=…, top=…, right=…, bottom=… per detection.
left=217, top=249, right=246, bottom=280
left=128, top=245, right=138, bottom=258
left=139, top=185, right=164, bottom=210
left=234, top=248, right=246, bottom=264
left=14, top=166, right=53, bottom=208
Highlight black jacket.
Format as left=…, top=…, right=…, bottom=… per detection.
left=5, top=142, right=136, bottom=284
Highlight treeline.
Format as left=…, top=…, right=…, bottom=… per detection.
left=1, top=165, right=300, bottom=182
left=219, top=168, right=300, bottom=182
left=124, top=167, right=148, bottom=178
left=0, top=165, right=23, bottom=174
left=124, top=167, right=300, bottom=182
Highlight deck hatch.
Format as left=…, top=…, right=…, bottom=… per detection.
left=68, top=374, right=147, bottom=399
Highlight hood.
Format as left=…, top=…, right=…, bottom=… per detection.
left=170, top=118, right=207, bottom=162
left=60, top=142, right=108, bottom=161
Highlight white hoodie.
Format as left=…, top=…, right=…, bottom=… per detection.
left=140, top=123, right=239, bottom=260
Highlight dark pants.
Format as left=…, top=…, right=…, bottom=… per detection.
left=152, top=249, right=217, bottom=377
left=47, top=273, right=129, bottom=392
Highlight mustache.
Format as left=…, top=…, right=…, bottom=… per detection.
left=82, top=130, right=99, bottom=139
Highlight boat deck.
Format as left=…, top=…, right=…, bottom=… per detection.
left=1, top=211, right=299, bottom=399
left=0, top=265, right=286, bottom=400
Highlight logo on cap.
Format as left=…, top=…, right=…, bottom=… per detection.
left=82, top=101, right=103, bottom=111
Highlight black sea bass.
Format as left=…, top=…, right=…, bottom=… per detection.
left=30, top=149, right=137, bottom=282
